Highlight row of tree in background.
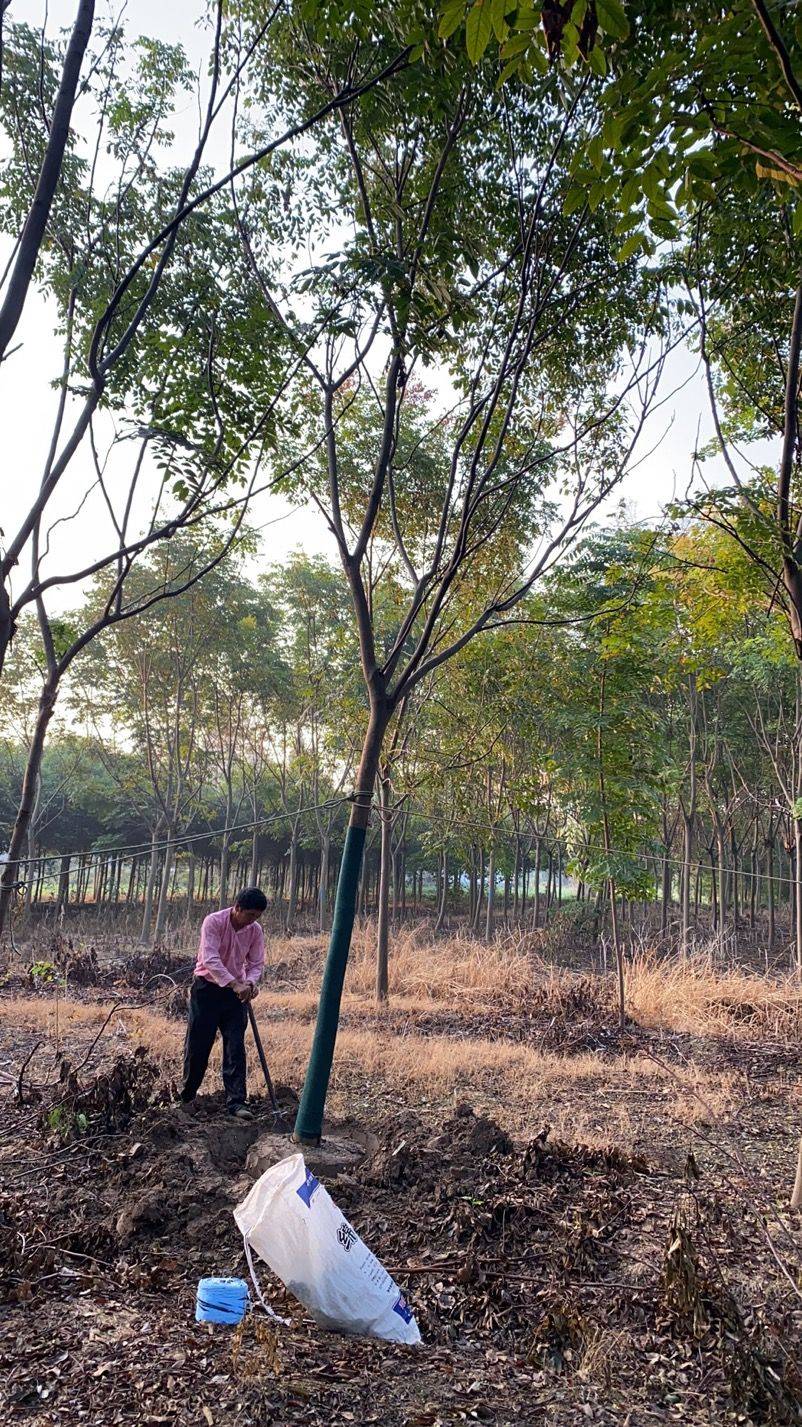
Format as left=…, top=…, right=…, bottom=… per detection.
left=4, top=515, right=802, bottom=977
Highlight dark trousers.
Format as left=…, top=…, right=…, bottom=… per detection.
left=182, top=977, right=247, bottom=1110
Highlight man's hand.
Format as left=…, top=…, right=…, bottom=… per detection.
left=231, top=979, right=250, bottom=1001
left=248, top=984, right=259, bottom=1002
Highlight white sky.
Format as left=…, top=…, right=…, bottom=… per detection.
left=1, top=0, right=778, bottom=617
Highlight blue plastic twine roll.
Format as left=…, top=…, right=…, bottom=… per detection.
left=195, top=1276, right=248, bottom=1325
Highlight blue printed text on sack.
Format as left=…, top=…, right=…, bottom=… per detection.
left=296, top=1169, right=320, bottom=1208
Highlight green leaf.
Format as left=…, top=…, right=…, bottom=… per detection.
left=587, top=134, right=603, bottom=171
left=500, top=31, right=530, bottom=57
left=563, top=184, right=586, bottom=215
left=498, top=56, right=522, bottom=84
left=615, top=231, right=643, bottom=262
left=596, top=0, right=629, bottom=41
left=793, top=201, right=802, bottom=238
left=490, top=0, right=509, bottom=42
left=466, top=0, right=493, bottom=61
left=586, top=42, right=607, bottom=75
left=438, top=0, right=466, bottom=40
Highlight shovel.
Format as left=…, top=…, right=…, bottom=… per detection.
left=246, top=1002, right=279, bottom=1114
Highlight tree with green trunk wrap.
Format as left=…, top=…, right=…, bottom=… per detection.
left=239, top=4, right=665, bottom=1141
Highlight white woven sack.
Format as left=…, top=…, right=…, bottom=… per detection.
left=234, top=1151, right=421, bottom=1345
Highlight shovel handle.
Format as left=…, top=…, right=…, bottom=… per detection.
left=246, top=1001, right=279, bottom=1113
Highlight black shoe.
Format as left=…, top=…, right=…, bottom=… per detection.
left=229, top=1104, right=254, bottom=1121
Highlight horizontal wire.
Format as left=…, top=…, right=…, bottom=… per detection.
left=2, top=796, right=351, bottom=874
left=7, top=802, right=799, bottom=895
left=410, top=812, right=801, bottom=889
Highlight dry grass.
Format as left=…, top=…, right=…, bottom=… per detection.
left=260, top=922, right=536, bottom=1007
left=2, top=990, right=736, bottom=1148
left=6, top=928, right=788, bottom=1156
left=624, top=950, right=802, bottom=1039
left=261, top=931, right=802, bottom=1041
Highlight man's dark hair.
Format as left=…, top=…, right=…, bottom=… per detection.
left=235, top=886, right=268, bottom=912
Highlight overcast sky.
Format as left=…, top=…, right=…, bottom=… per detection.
left=3, top=0, right=771, bottom=616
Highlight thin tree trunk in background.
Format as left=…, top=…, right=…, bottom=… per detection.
left=286, top=829, right=300, bottom=931
left=660, top=852, right=671, bottom=937
left=140, top=831, right=160, bottom=944
left=435, top=846, right=448, bottom=932
left=609, top=880, right=625, bottom=1027
left=715, top=822, right=728, bottom=949
left=484, top=844, right=496, bottom=942
left=185, top=852, right=195, bottom=914
left=57, top=854, right=71, bottom=913
left=0, top=679, right=58, bottom=935
left=544, top=850, right=553, bottom=925
left=512, top=839, right=520, bottom=921
left=767, top=838, right=776, bottom=954
left=532, top=837, right=542, bottom=931
left=319, top=833, right=331, bottom=933
left=681, top=812, right=693, bottom=956
left=787, top=821, right=793, bottom=976
left=219, top=836, right=231, bottom=910
left=153, top=833, right=174, bottom=942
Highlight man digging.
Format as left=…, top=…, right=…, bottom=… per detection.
left=179, top=887, right=267, bottom=1120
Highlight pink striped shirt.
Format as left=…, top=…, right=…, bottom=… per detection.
left=194, top=907, right=265, bottom=988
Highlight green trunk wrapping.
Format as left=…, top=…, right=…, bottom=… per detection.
left=294, top=823, right=367, bottom=1142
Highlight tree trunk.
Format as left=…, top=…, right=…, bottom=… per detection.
left=512, top=839, right=520, bottom=921
left=473, top=847, right=485, bottom=931
left=153, top=833, right=174, bottom=942
left=140, top=830, right=160, bottom=944
left=23, top=763, right=43, bottom=920
left=767, top=839, right=776, bottom=954
left=375, top=774, right=392, bottom=1002
left=185, top=851, right=196, bottom=915
left=749, top=823, right=758, bottom=931
left=294, top=701, right=389, bottom=1143
left=610, top=878, right=625, bottom=1029
left=532, top=837, right=542, bottom=932
left=0, top=680, right=58, bottom=935
left=434, top=846, right=448, bottom=933
left=484, top=844, right=496, bottom=942
left=716, top=823, right=728, bottom=948
left=285, top=825, right=299, bottom=932
left=219, top=838, right=231, bottom=910
left=787, top=821, right=793, bottom=976
left=319, top=833, right=331, bottom=933
left=681, top=812, right=693, bottom=956
left=57, top=854, right=71, bottom=913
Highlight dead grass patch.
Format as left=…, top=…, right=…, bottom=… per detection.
left=0, top=993, right=735, bottom=1148
left=625, top=951, right=802, bottom=1039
